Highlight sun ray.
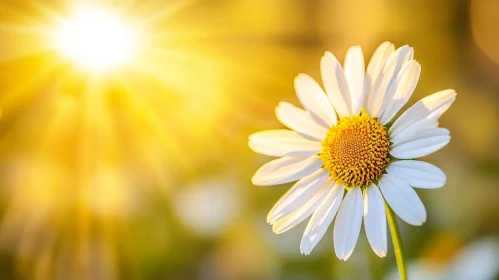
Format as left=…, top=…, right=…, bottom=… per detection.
left=113, top=78, right=191, bottom=175
left=0, top=56, right=64, bottom=112
left=0, top=0, right=302, bottom=278
left=133, top=0, right=197, bottom=30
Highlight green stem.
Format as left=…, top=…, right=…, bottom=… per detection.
left=385, top=202, right=407, bottom=280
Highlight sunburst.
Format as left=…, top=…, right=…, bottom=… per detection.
left=0, top=0, right=236, bottom=279
left=53, top=5, right=139, bottom=71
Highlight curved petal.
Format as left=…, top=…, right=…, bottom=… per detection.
left=267, top=168, right=329, bottom=223
left=300, top=183, right=345, bottom=255
left=334, top=187, right=363, bottom=261
left=272, top=180, right=334, bottom=234
left=367, top=42, right=395, bottom=76
left=378, top=60, right=421, bottom=124
left=249, top=130, right=322, bottom=157
left=321, top=51, right=351, bottom=117
left=379, top=174, right=427, bottom=226
left=276, top=102, right=328, bottom=140
left=391, top=124, right=449, bottom=145
left=364, top=184, right=387, bottom=257
left=252, top=156, right=324, bottom=186
left=386, top=160, right=446, bottom=189
left=344, top=46, right=365, bottom=115
left=294, top=74, right=337, bottom=127
left=429, top=121, right=439, bottom=128
left=389, top=89, right=456, bottom=138
left=390, top=129, right=450, bottom=159
left=369, top=45, right=413, bottom=118
left=365, top=42, right=395, bottom=115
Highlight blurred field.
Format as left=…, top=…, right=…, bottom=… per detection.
left=0, top=0, right=498, bottom=279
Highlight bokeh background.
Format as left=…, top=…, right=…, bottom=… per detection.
left=0, top=0, right=498, bottom=279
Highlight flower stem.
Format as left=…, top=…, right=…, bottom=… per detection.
left=385, top=202, right=407, bottom=280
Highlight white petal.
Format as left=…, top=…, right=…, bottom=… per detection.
left=252, top=156, right=324, bottom=186
left=300, top=183, right=345, bottom=255
left=386, top=160, right=446, bottom=189
left=369, top=45, right=414, bottom=118
left=334, top=187, right=363, bottom=261
left=294, top=74, right=337, bottom=127
left=391, top=127, right=449, bottom=146
left=379, top=174, right=426, bottom=226
left=249, top=130, right=322, bottom=157
left=429, top=121, right=439, bottom=128
left=276, top=102, right=328, bottom=140
left=321, top=51, right=352, bottom=117
left=366, top=42, right=395, bottom=82
left=389, top=89, right=456, bottom=138
left=272, top=180, right=333, bottom=234
left=378, top=60, right=421, bottom=124
left=365, top=42, right=395, bottom=115
left=390, top=130, right=450, bottom=159
left=344, top=46, right=365, bottom=115
left=364, top=184, right=387, bottom=257
left=267, top=169, right=329, bottom=223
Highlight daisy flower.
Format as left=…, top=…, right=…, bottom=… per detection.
left=248, top=42, right=456, bottom=260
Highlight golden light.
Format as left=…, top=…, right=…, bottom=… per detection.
left=54, top=6, right=138, bottom=71
left=0, top=0, right=275, bottom=278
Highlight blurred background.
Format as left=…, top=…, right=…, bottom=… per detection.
left=0, top=0, right=498, bottom=279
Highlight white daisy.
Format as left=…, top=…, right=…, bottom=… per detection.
left=249, top=42, right=456, bottom=261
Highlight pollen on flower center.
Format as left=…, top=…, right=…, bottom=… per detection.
left=320, top=111, right=390, bottom=186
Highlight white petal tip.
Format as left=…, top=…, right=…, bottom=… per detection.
left=273, top=228, right=285, bottom=235
left=247, top=141, right=258, bottom=153
left=251, top=177, right=270, bottom=186
left=295, top=73, right=307, bottom=81
left=409, top=220, right=425, bottom=226
left=300, top=243, right=313, bottom=255
left=266, top=215, right=273, bottom=224
left=376, top=251, right=387, bottom=258
left=250, top=176, right=260, bottom=186
left=300, top=249, right=311, bottom=256
left=271, top=225, right=278, bottom=233
left=271, top=223, right=286, bottom=234
left=336, top=251, right=353, bottom=261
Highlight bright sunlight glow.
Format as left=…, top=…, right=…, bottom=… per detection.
left=55, top=7, right=138, bottom=71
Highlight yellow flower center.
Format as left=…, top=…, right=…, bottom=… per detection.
left=320, top=111, right=390, bottom=186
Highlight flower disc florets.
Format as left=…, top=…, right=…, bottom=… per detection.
left=320, top=111, right=390, bottom=186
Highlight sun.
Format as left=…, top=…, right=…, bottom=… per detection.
left=54, top=6, right=138, bottom=71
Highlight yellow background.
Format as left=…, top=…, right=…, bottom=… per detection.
left=0, top=0, right=497, bottom=279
